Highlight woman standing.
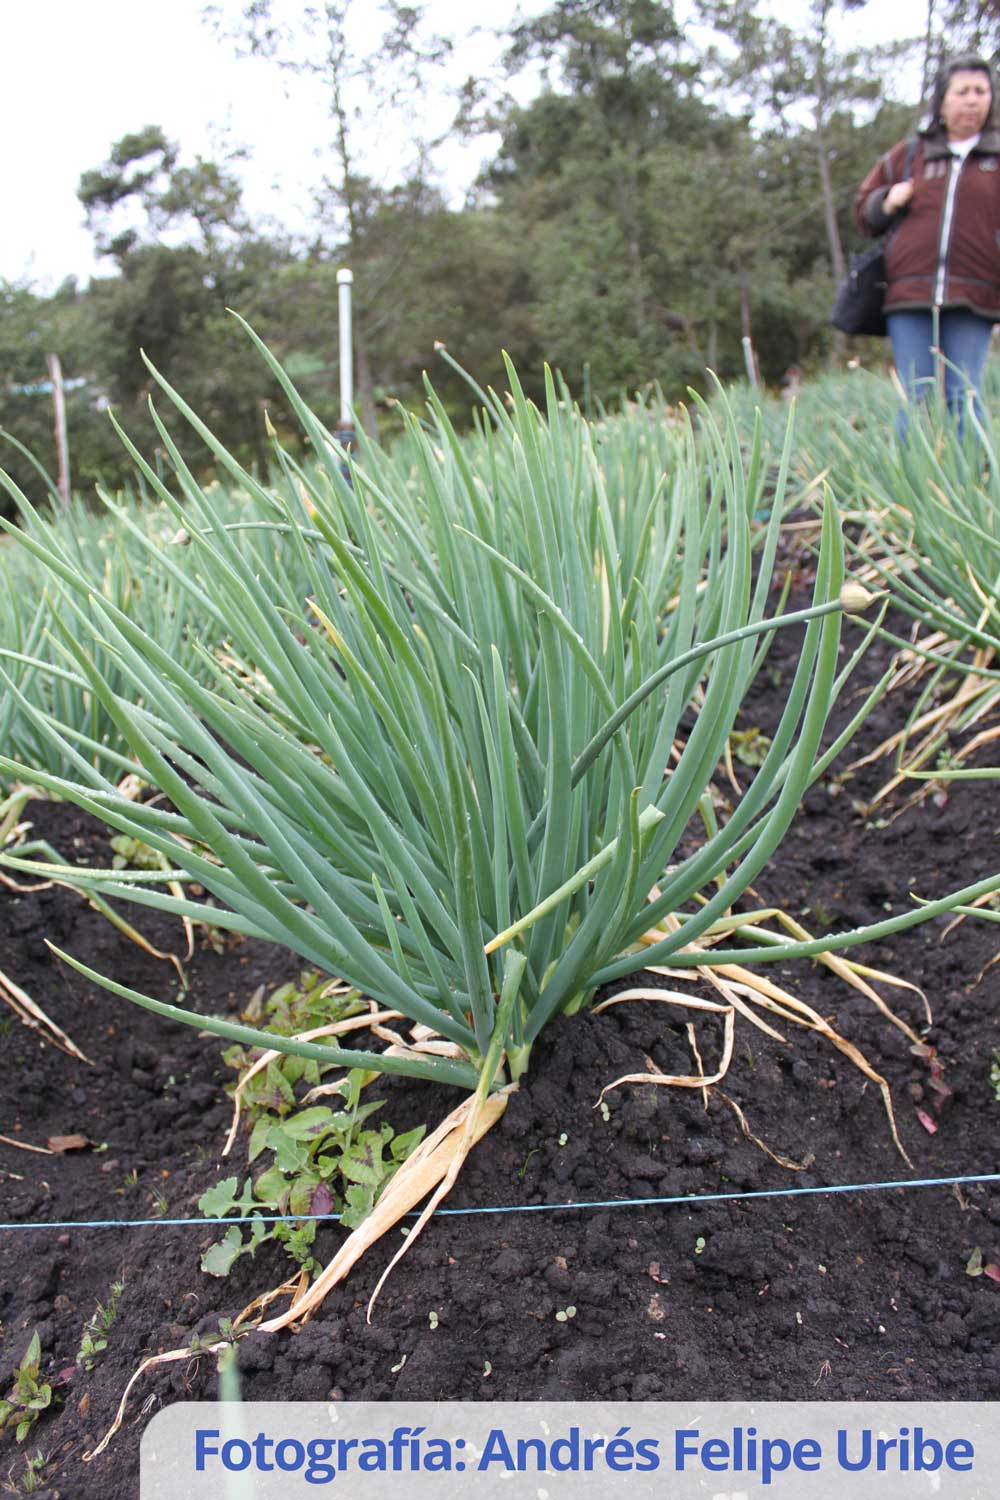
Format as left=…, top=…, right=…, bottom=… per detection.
left=855, top=55, right=1000, bottom=429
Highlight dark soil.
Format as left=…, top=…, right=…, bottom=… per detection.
left=3, top=597, right=1000, bottom=1499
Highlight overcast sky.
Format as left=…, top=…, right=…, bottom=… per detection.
left=6, top=0, right=918, bottom=291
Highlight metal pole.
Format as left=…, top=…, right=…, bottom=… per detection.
left=46, top=353, right=70, bottom=505
left=741, top=336, right=759, bottom=390
left=337, top=268, right=354, bottom=435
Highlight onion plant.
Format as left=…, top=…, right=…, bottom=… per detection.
left=5, top=327, right=976, bottom=1320
left=839, top=389, right=1000, bottom=654
left=0, top=327, right=871, bottom=1074
left=0, top=475, right=332, bottom=791
left=815, top=381, right=1000, bottom=788
left=1, top=485, right=197, bottom=783
left=715, top=369, right=900, bottom=513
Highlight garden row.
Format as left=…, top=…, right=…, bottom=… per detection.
left=2, top=341, right=1000, bottom=1495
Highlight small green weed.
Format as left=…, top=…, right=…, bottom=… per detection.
left=729, top=726, right=773, bottom=769
left=148, top=1184, right=169, bottom=1217
left=76, top=1279, right=125, bottom=1371
left=198, top=1068, right=424, bottom=1277
left=804, top=901, right=836, bottom=930
left=189, top=1316, right=240, bottom=1354
left=2, top=1447, right=51, bottom=1494
left=220, top=972, right=364, bottom=1124
left=965, top=1246, right=1000, bottom=1280
left=0, top=1334, right=52, bottom=1443
left=990, top=1052, right=1000, bottom=1103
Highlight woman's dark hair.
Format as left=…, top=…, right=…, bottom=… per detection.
left=927, top=53, right=997, bottom=129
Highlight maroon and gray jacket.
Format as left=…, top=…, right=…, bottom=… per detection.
left=854, top=124, right=1000, bottom=320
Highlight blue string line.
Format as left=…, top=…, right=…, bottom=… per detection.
left=1, top=1170, right=998, bottom=1232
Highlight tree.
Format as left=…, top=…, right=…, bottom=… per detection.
left=477, top=0, right=746, bottom=397
left=76, top=128, right=301, bottom=483
left=213, top=0, right=454, bottom=434
left=78, top=125, right=247, bottom=265
left=500, top=0, right=710, bottom=350
left=698, top=0, right=918, bottom=285
left=930, top=0, right=1000, bottom=68
left=0, top=281, right=70, bottom=516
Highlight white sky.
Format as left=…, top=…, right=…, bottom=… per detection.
left=4, top=0, right=918, bottom=291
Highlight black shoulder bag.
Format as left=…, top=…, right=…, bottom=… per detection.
left=831, top=136, right=919, bottom=337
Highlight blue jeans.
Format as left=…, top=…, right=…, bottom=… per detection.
left=887, top=308, right=993, bottom=437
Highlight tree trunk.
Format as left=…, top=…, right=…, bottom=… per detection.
left=922, top=0, right=937, bottom=96
left=252, top=404, right=269, bottom=474
left=812, top=0, right=846, bottom=359
left=615, top=139, right=647, bottom=344
left=815, top=121, right=846, bottom=284
left=628, top=234, right=645, bottom=343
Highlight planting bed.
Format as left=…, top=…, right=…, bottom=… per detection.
left=3, top=606, right=1000, bottom=1499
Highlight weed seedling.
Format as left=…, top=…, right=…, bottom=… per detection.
left=198, top=1069, right=424, bottom=1277
left=965, top=1247, right=1000, bottom=1280
left=76, top=1280, right=125, bottom=1371
left=220, top=972, right=363, bottom=1122
left=730, top=726, right=773, bottom=768
left=0, top=1334, right=52, bottom=1443
left=3, top=1448, right=50, bottom=1494
left=189, top=1317, right=241, bottom=1356
left=516, top=1148, right=539, bottom=1179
